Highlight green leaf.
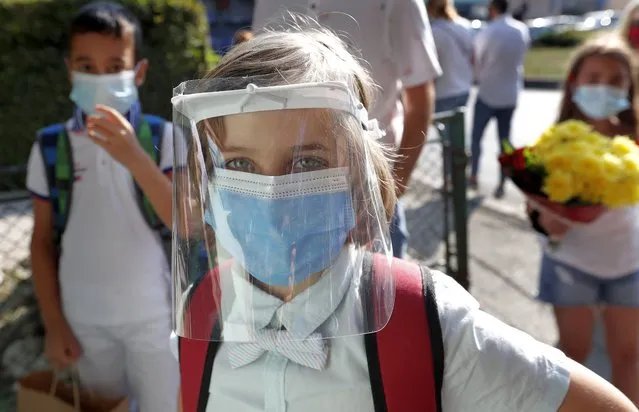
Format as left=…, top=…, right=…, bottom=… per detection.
left=501, top=140, right=514, bottom=154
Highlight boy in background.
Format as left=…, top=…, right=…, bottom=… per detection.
left=26, top=2, right=179, bottom=410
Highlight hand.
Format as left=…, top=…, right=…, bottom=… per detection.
left=44, top=320, right=82, bottom=370
left=527, top=202, right=572, bottom=238
left=86, top=105, right=145, bottom=168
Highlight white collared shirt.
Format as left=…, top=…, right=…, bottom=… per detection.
left=474, top=15, right=530, bottom=108
left=172, top=247, right=570, bottom=411
left=252, top=0, right=442, bottom=148
left=26, top=118, right=184, bottom=325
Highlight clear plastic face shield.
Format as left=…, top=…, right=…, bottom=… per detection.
left=172, top=76, right=395, bottom=342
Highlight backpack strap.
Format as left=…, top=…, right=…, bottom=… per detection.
left=37, top=124, right=75, bottom=255
left=177, top=255, right=445, bottom=412
left=364, top=255, right=444, bottom=412
left=136, top=114, right=166, bottom=231
left=179, top=325, right=221, bottom=412
left=178, top=261, right=227, bottom=412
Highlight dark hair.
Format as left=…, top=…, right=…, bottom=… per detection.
left=490, top=0, right=509, bottom=14
left=69, top=1, right=143, bottom=60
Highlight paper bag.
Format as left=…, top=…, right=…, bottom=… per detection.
left=17, top=370, right=128, bottom=412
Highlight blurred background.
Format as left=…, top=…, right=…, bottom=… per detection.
left=0, top=0, right=632, bottom=410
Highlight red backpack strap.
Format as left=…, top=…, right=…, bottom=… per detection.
left=178, top=332, right=220, bottom=412
left=364, top=254, right=444, bottom=412
left=178, top=261, right=228, bottom=412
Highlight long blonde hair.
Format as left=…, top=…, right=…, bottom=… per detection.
left=427, top=0, right=459, bottom=21
left=557, top=34, right=639, bottom=136
left=192, top=17, right=397, bottom=221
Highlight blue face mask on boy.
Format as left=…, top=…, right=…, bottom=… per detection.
left=69, top=69, right=139, bottom=115
left=572, top=84, right=630, bottom=120
left=205, top=167, right=356, bottom=287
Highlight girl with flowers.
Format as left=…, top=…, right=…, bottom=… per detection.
left=529, top=34, right=639, bottom=405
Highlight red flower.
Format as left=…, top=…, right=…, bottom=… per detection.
left=498, top=152, right=512, bottom=168
left=512, top=148, right=527, bottom=170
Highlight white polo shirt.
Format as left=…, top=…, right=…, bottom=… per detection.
left=474, top=15, right=530, bottom=108
left=172, top=246, right=571, bottom=411
left=430, top=17, right=474, bottom=100
left=26, top=117, right=179, bottom=325
left=252, top=0, right=442, bottom=148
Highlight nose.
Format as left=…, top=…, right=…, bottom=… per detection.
left=259, top=161, right=290, bottom=177
left=254, top=148, right=294, bottom=177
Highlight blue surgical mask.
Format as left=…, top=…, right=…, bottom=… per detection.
left=205, top=167, right=355, bottom=287
left=70, top=70, right=139, bottom=115
left=573, top=84, right=630, bottom=120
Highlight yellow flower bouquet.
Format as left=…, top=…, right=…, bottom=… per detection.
left=499, top=120, right=639, bottom=223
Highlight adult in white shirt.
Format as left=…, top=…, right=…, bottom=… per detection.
left=470, top=0, right=530, bottom=198
left=252, top=0, right=442, bottom=258
left=427, top=0, right=474, bottom=113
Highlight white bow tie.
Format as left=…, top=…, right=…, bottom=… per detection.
left=228, top=329, right=329, bottom=370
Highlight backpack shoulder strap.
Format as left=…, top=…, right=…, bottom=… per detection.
left=364, top=254, right=444, bottom=412
left=178, top=261, right=229, bottom=412
left=135, top=114, right=166, bottom=230
left=37, top=123, right=74, bottom=252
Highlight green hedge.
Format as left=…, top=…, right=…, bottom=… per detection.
left=0, top=0, right=217, bottom=183
left=533, top=30, right=594, bottom=48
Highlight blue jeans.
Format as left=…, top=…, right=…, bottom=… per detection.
left=470, top=98, right=515, bottom=183
left=390, top=202, right=408, bottom=258
left=435, top=92, right=470, bottom=114
left=538, top=254, right=639, bottom=307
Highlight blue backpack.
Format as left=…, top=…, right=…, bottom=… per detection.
left=37, top=114, right=171, bottom=260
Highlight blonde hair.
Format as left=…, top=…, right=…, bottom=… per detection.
left=427, top=0, right=459, bottom=20
left=558, top=34, right=639, bottom=136
left=195, top=17, right=397, bottom=221
left=619, top=0, right=639, bottom=44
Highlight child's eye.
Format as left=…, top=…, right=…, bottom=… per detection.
left=292, top=156, right=329, bottom=173
left=225, top=158, right=255, bottom=173
left=79, top=64, right=95, bottom=73
left=107, top=64, right=125, bottom=74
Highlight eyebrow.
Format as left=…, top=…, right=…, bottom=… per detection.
left=73, top=56, right=126, bottom=63
left=223, top=142, right=329, bottom=153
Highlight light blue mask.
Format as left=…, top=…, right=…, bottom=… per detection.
left=70, top=70, right=139, bottom=115
left=573, top=85, right=630, bottom=120
left=205, top=167, right=355, bottom=287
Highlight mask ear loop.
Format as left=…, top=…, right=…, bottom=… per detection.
left=133, top=60, right=142, bottom=75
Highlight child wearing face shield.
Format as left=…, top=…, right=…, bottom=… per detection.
left=529, top=34, right=639, bottom=406
left=25, top=2, right=179, bottom=410
left=171, top=21, right=637, bottom=412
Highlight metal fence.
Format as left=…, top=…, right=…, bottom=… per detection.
left=0, top=166, right=32, bottom=278
left=404, top=108, right=470, bottom=289
left=0, top=165, right=41, bottom=411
